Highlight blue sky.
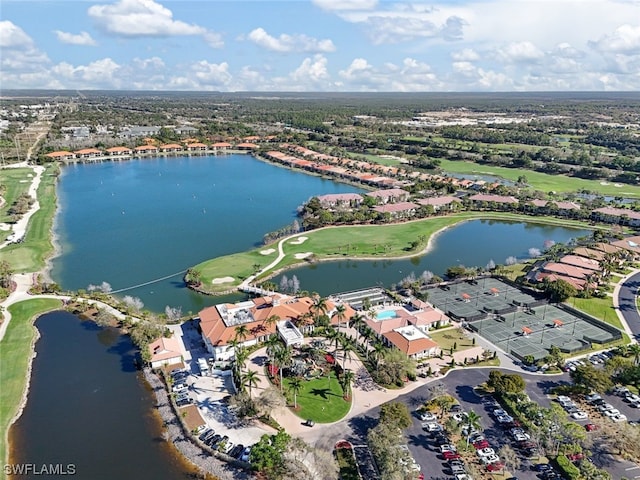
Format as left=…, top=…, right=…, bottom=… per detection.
left=1, top=0, right=639, bottom=91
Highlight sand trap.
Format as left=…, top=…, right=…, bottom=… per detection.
left=294, top=252, right=314, bottom=259
left=19, top=180, right=28, bottom=183
left=289, top=236, right=309, bottom=245
left=614, top=183, right=623, bottom=187
left=0, top=223, right=9, bottom=231
left=211, top=276, right=234, bottom=285
left=600, top=181, right=610, bottom=185
left=260, top=248, right=276, bottom=255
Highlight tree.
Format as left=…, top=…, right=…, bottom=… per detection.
left=311, top=296, right=329, bottom=323
left=487, top=370, right=526, bottom=395
left=379, top=402, right=412, bottom=430
left=463, top=410, right=482, bottom=446
left=543, top=278, right=578, bottom=302
left=241, top=370, right=259, bottom=398
left=629, top=343, right=640, bottom=366
left=184, top=268, right=201, bottom=287
left=288, top=376, right=303, bottom=409
left=499, top=444, right=520, bottom=474
left=274, top=344, right=293, bottom=392
left=264, top=314, right=280, bottom=333
left=255, top=387, right=286, bottom=416
left=234, top=324, right=249, bottom=343
left=570, top=364, right=613, bottom=393
left=250, top=431, right=291, bottom=477
left=433, top=395, right=455, bottom=417
left=339, top=369, right=355, bottom=399
left=122, top=295, right=144, bottom=313
left=164, top=305, right=182, bottom=323
left=333, top=303, right=347, bottom=330
left=340, top=336, right=355, bottom=369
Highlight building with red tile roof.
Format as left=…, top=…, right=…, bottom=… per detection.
left=558, top=254, right=600, bottom=272
left=468, top=193, right=518, bottom=204
left=148, top=335, right=183, bottom=369
left=592, top=207, right=640, bottom=226
left=186, top=142, right=208, bottom=151
left=382, top=326, right=440, bottom=359
left=134, top=145, right=158, bottom=154
left=236, top=142, right=259, bottom=150
left=317, top=193, right=363, bottom=208
left=365, top=188, right=410, bottom=204
left=105, top=146, right=133, bottom=156
left=45, top=151, right=75, bottom=161
left=199, top=294, right=353, bottom=360
left=212, top=142, right=232, bottom=149
left=416, top=196, right=461, bottom=211
left=159, top=143, right=183, bottom=152
left=73, top=148, right=103, bottom=158
left=540, top=262, right=594, bottom=280
left=373, top=202, right=419, bottom=217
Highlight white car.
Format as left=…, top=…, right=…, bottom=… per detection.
left=625, top=394, right=640, bottom=404
left=556, top=395, right=571, bottom=403
left=611, top=413, right=628, bottom=423
left=481, top=454, right=501, bottom=465
left=571, top=411, right=588, bottom=420
left=419, top=411, right=437, bottom=422
left=513, top=432, right=530, bottom=441
left=603, top=409, right=621, bottom=417
left=597, top=403, right=614, bottom=412
left=476, top=447, right=496, bottom=457
left=440, top=444, right=457, bottom=453
left=452, top=412, right=468, bottom=423
left=422, top=422, right=442, bottom=432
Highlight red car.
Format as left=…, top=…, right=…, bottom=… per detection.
left=443, top=451, right=462, bottom=460
left=486, top=462, right=505, bottom=472
left=418, top=474, right=424, bottom=480
left=585, top=423, right=599, bottom=431
left=473, top=440, right=490, bottom=449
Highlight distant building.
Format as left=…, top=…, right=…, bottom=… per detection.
left=317, top=193, right=363, bottom=209
left=119, top=126, right=161, bottom=138
left=365, top=188, right=410, bottom=204
left=592, top=207, right=640, bottom=226
left=373, top=202, right=419, bottom=218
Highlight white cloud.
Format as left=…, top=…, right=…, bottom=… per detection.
left=590, top=24, right=640, bottom=53
left=88, top=0, right=222, bottom=47
left=339, top=56, right=442, bottom=91
left=191, top=60, right=233, bottom=87
left=495, top=41, right=544, bottom=63
left=51, top=58, right=122, bottom=88
left=291, top=55, right=331, bottom=83
left=247, top=28, right=336, bottom=53
left=312, top=0, right=377, bottom=11
left=0, top=21, right=50, bottom=73
left=452, top=48, right=480, bottom=61
left=54, top=30, right=97, bottom=46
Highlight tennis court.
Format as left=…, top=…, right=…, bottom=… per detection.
left=424, top=278, right=543, bottom=321
left=468, top=303, right=621, bottom=361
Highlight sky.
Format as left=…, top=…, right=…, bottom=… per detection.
left=1, top=0, right=639, bottom=92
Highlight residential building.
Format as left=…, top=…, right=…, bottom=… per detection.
left=373, top=202, right=419, bottom=218
left=592, top=207, right=640, bottom=226
left=383, top=326, right=440, bottom=359
left=317, top=193, right=363, bottom=209
left=148, top=335, right=183, bottom=369
left=365, top=188, right=410, bottom=204
left=416, top=196, right=461, bottom=212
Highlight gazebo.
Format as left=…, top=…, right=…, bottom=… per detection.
left=490, top=287, right=499, bottom=296
left=461, top=293, right=471, bottom=303
left=522, top=326, right=533, bottom=336
left=553, top=319, right=564, bottom=328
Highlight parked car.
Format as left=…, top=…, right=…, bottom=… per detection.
left=567, top=452, right=585, bottom=462
left=584, top=393, right=602, bottom=403
left=585, top=423, right=599, bottom=431
left=473, top=439, right=490, bottom=449
left=303, top=419, right=315, bottom=427
left=418, top=411, right=437, bottom=422
left=610, top=413, right=628, bottom=423
left=612, top=386, right=631, bottom=396
left=422, top=422, right=443, bottom=432
left=486, top=462, right=505, bottom=472
left=571, top=411, right=588, bottom=420
left=440, top=444, right=457, bottom=453
left=532, top=463, right=553, bottom=472
left=443, top=451, right=462, bottom=460
left=241, top=446, right=252, bottom=462
left=481, top=454, right=501, bottom=465
left=450, top=404, right=463, bottom=413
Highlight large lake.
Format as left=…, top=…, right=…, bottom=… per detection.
left=51, top=155, right=592, bottom=311
left=51, top=154, right=365, bottom=312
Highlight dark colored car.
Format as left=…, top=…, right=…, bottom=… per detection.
left=304, top=419, right=315, bottom=427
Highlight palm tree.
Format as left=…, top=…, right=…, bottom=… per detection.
left=340, top=337, right=355, bottom=369
left=334, top=304, right=347, bottom=331
left=311, top=296, right=328, bottom=323
left=274, top=345, right=292, bottom=393
left=234, top=346, right=250, bottom=374
left=630, top=343, right=640, bottom=366
left=234, top=325, right=249, bottom=344
left=288, top=376, right=303, bottom=409
left=263, top=314, right=280, bottom=334
left=351, top=312, right=365, bottom=344
left=340, top=369, right=355, bottom=399
left=325, top=327, right=341, bottom=352
left=241, top=370, right=259, bottom=398
left=463, top=410, right=483, bottom=446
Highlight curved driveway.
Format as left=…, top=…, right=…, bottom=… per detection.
left=616, top=270, right=640, bottom=342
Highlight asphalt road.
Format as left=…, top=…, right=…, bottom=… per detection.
left=618, top=271, right=640, bottom=341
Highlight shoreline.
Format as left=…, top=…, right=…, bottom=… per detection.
left=40, top=171, right=63, bottom=285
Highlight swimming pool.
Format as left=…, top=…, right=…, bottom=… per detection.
left=376, top=309, right=398, bottom=320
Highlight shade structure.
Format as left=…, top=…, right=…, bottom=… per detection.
left=461, top=293, right=471, bottom=301
left=522, top=326, right=533, bottom=335
left=553, top=319, right=564, bottom=327
left=490, top=287, right=499, bottom=295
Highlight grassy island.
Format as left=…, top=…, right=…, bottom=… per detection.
left=192, top=212, right=598, bottom=294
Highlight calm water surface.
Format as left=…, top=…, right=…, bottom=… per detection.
left=51, top=155, right=365, bottom=312
left=274, top=219, right=592, bottom=296
left=10, top=311, right=194, bottom=480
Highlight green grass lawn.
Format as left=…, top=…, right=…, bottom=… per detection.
left=346, top=151, right=404, bottom=166
left=567, top=296, right=621, bottom=330
left=437, top=158, right=640, bottom=198
left=0, top=165, right=58, bottom=272
left=283, top=374, right=351, bottom=423
left=428, top=328, right=475, bottom=352
left=0, top=168, right=34, bottom=243
left=0, top=298, right=62, bottom=467
left=193, top=212, right=596, bottom=291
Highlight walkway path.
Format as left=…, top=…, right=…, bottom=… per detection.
left=614, top=268, right=640, bottom=342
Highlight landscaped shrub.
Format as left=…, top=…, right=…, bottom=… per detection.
left=555, top=454, right=581, bottom=480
